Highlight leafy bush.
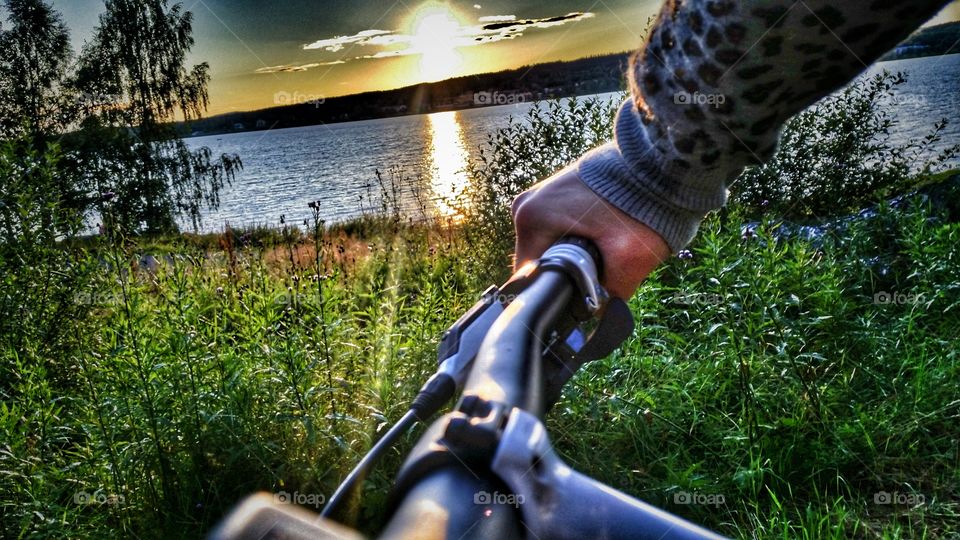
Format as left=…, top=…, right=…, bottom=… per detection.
left=0, top=137, right=103, bottom=538
left=0, top=137, right=94, bottom=372
left=732, top=71, right=959, bottom=220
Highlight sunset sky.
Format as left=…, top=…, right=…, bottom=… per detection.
left=26, top=1, right=960, bottom=115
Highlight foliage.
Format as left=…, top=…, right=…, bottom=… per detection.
left=69, top=0, right=242, bottom=234
left=732, top=71, right=959, bottom=220
left=0, top=137, right=104, bottom=538
left=0, top=137, right=93, bottom=361
left=0, top=0, right=241, bottom=234
left=0, top=0, right=72, bottom=137
left=554, top=201, right=958, bottom=539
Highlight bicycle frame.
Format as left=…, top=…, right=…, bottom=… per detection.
left=210, top=238, right=725, bottom=539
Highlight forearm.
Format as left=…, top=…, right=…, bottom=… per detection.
left=579, top=0, right=949, bottom=252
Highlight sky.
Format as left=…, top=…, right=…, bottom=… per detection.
left=10, top=1, right=960, bottom=116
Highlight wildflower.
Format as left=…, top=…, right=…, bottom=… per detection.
left=678, top=250, right=693, bottom=260
left=307, top=201, right=317, bottom=209
left=101, top=191, right=116, bottom=202
left=761, top=199, right=770, bottom=207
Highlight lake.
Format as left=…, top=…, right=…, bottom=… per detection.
left=186, top=54, right=960, bottom=233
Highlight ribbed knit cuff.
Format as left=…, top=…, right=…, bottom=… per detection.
left=577, top=100, right=720, bottom=252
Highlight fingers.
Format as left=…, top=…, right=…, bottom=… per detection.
left=512, top=191, right=556, bottom=268
left=511, top=168, right=671, bottom=299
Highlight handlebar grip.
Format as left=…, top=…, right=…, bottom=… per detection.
left=553, top=236, right=603, bottom=280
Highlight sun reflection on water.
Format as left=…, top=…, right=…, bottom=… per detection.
left=426, top=111, right=470, bottom=219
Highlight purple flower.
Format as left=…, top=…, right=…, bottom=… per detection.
left=761, top=199, right=770, bottom=207
left=678, top=250, right=693, bottom=260
left=101, top=191, right=116, bottom=202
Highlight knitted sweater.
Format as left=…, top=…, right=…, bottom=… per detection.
left=577, top=0, right=950, bottom=252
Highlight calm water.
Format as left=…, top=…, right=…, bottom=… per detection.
left=186, top=55, right=959, bottom=233
left=184, top=91, right=623, bottom=232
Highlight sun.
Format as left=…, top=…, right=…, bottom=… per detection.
left=408, top=4, right=464, bottom=82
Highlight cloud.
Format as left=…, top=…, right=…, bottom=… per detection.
left=303, top=29, right=397, bottom=52
left=307, top=11, right=595, bottom=53
left=262, top=10, right=595, bottom=74
left=478, top=15, right=515, bottom=23
left=466, top=12, right=595, bottom=44
left=479, top=12, right=593, bottom=32
left=255, top=60, right=344, bottom=74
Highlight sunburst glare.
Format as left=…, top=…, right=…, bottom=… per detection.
left=408, top=4, right=465, bottom=81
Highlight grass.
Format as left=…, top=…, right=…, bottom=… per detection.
left=2, top=93, right=958, bottom=539
left=552, top=202, right=959, bottom=539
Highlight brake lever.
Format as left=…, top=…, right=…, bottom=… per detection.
left=435, top=286, right=507, bottom=390
left=436, top=258, right=543, bottom=389
left=542, top=297, right=635, bottom=409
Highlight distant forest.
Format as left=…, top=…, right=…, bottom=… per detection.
left=179, top=52, right=631, bottom=136
left=880, top=21, right=960, bottom=60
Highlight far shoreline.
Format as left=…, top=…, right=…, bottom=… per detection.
left=182, top=51, right=960, bottom=140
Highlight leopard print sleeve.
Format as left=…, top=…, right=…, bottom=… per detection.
left=577, top=0, right=950, bottom=252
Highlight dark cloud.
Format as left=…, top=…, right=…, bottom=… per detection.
left=481, top=12, right=590, bottom=31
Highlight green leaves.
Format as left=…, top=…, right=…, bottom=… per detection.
left=731, top=71, right=959, bottom=221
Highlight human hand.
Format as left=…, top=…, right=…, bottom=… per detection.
left=511, top=165, right=671, bottom=299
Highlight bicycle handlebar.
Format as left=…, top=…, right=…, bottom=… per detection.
left=383, top=239, right=587, bottom=538
left=461, top=267, right=574, bottom=417
left=383, top=237, right=723, bottom=539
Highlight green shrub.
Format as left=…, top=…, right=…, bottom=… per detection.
left=0, top=137, right=103, bottom=538
left=732, top=71, right=959, bottom=220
